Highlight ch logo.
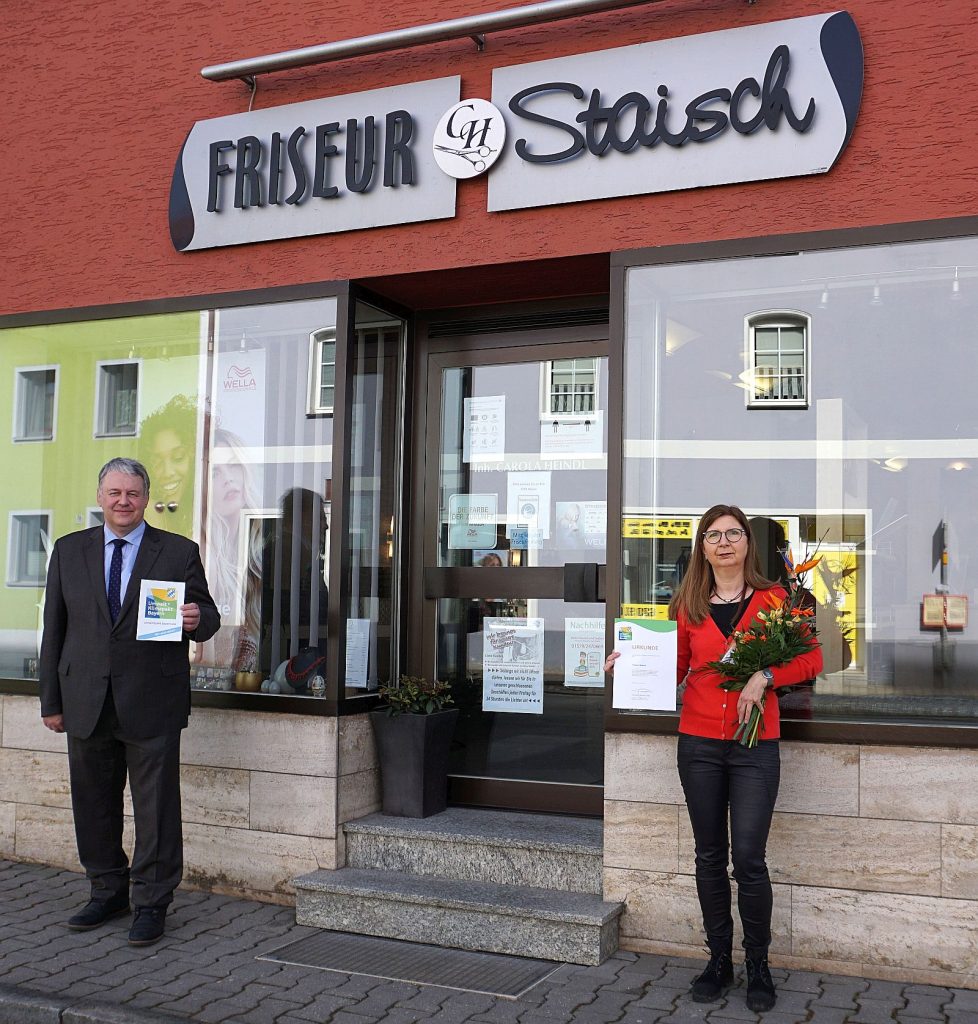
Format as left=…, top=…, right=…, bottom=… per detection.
left=433, top=98, right=506, bottom=179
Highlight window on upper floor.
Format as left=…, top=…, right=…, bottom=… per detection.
left=95, top=360, right=140, bottom=436
left=7, top=512, right=51, bottom=586
left=544, top=357, right=599, bottom=416
left=745, top=312, right=810, bottom=408
left=13, top=366, right=58, bottom=441
left=308, top=329, right=337, bottom=415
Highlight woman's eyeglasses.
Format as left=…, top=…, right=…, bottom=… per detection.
left=703, top=528, right=747, bottom=544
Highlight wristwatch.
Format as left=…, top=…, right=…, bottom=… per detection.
left=761, top=668, right=775, bottom=688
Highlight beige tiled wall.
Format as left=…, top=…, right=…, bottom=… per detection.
left=604, top=733, right=978, bottom=990
left=0, top=695, right=381, bottom=901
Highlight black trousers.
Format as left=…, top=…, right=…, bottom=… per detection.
left=66, top=689, right=183, bottom=909
left=677, top=734, right=780, bottom=956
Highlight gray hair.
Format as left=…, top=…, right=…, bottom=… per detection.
left=98, top=458, right=151, bottom=496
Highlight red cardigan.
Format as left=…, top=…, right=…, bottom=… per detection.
left=676, top=587, right=823, bottom=740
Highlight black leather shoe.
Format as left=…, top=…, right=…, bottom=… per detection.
left=67, top=896, right=130, bottom=931
left=745, top=955, right=777, bottom=1012
left=690, top=950, right=734, bottom=1002
left=128, top=905, right=167, bottom=946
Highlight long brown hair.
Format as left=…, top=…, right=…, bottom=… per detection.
left=668, top=504, right=775, bottom=624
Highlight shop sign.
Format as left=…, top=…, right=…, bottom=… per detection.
left=169, top=76, right=460, bottom=251
left=488, top=11, right=862, bottom=211
left=170, top=13, right=861, bottom=251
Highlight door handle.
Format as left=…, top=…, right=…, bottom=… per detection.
left=564, top=563, right=602, bottom=603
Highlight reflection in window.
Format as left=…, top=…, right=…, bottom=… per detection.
left=7, top=512, right=50, bottom=586
left=14, top=367, right=57, bottom=441
left=192, top=299, right=338, bottom=694
left=308, top=328, right=337, bottom=414
left=342, top=304, right=405, bottom=695
left=746, top=312, right=809, bottom=407
left=623, top=236, right=978, bottom=725
left=548, top=357, right=597, bottom=414
left=96, top=360, right=139, bottom=436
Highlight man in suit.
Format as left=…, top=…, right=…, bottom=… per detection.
left=40, top=457, right=220, bottom=946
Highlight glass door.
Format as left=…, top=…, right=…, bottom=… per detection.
left=420, top=339, right=609, bottom=814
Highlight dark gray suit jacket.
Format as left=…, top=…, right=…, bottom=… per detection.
left=39, top=523, right=220, bottom=739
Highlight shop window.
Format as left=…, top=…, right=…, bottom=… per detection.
left=544, top=357, right=598, bottom=416
left=746, top=312, right=810, bottom=408
left=0, top=299, right=340, bottom=693
left=95, top=360, right=139, bottom=436
left=307, top=329, right=337, bottom=415
left=13, top=366, right=58, bottom=441
left=7, top=512, right=50, bottom=586
left=621, top=235, right=978, bottom=729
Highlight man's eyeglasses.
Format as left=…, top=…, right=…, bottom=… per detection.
left=703, top=528, right=747, bottom=544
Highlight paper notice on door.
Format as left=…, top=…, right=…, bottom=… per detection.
left=506, top=471, right=551, bottom=540
left=136, top=580, right=185, bottom=641
left=463, top=395, right=506, bottom=461
left=612, top=618, right=678, bottom=711
left=345, top=618, right=371, bottom=688
left=564, top=617, right=605, bottom=687
left=483, top=617, right=544, bottom=714
left=539, top=412, right=603, bottom=455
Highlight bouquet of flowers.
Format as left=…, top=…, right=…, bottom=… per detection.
left=701, top=553, right=822, bottom=747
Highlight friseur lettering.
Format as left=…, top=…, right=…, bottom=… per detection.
left=206, top=111, right=415, bottom=214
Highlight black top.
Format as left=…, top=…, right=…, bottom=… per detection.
left=710, top=585, right=756, bottom=638
left=710, top=602, right=742, bottom=638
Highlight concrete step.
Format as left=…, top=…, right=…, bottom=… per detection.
left=344, top=808, right=603, bottom=894
left=294, top=867, right=622, bottom=966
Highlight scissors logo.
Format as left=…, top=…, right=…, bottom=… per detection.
left=432, top=98, right=506, bottom=179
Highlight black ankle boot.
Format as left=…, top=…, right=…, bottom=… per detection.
left=690, top=949, right=733, bottom=1003
left=745, top=953, right=776, bottom=1012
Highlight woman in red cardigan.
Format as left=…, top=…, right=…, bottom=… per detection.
left=606, top=504, right=821, bottom=1012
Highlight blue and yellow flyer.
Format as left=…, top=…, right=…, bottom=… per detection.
left=136, top=580, right=186, bottom=641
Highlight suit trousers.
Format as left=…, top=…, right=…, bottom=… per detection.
left=67, top=687, right=183, bottom=908
left=677, top=734, right=780, bottom=956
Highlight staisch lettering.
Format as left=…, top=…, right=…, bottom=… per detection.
left=508, top=44, right=815, bottom=164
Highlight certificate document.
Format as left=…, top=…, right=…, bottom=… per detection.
left=136, top=580, right=185, bottom=641
left=612, top=618, right=678, bottom=711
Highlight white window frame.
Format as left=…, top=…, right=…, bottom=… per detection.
left=6, top=510, right=52, bottom=587
left=540, top=357, right=601, bottom=419
left=94, top=358, right=141, bottom=438
left=12, top=364, right=59, bottom=442
left=744, top=310, right=811, bottom=409
left=86, top=507, right=105, bottom=528
left=307, top=328, right=337, bottom=416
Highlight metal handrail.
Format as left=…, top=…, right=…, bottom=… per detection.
left=201, top=0, right=665, bottom=83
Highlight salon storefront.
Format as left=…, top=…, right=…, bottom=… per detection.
left=2, top=0, right=978, bottom=987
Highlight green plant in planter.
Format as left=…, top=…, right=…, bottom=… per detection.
left=377, top=675, right=454, bottom=716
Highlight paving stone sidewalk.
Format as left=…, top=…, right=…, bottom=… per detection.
left=2, top=860, right=975, bottom=1024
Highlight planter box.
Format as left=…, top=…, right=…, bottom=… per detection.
left=369, top=709, right=459, bottom=818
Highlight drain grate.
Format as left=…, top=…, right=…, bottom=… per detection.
left=259, top=930, right=563, bottom=999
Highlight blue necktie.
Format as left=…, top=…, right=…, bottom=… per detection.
left=107, top=538, right=126, bottom=623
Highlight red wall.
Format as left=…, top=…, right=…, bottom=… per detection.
left=3, top=0, right=977, bottom=316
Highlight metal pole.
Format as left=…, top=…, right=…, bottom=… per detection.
left=201, top=0, right=663, bottom=82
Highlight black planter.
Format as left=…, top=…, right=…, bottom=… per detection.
left=370, top=708, right=459, bottom=818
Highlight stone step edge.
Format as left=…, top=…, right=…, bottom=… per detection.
left=294, top=868, right=623, bottom=927
left=343, top=818, right=602, bottom=858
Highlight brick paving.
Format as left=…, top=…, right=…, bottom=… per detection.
left=0, top=860, right=969, bottom=1024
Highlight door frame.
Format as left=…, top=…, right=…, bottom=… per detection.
left=406, top=302, right=611, bottom=815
